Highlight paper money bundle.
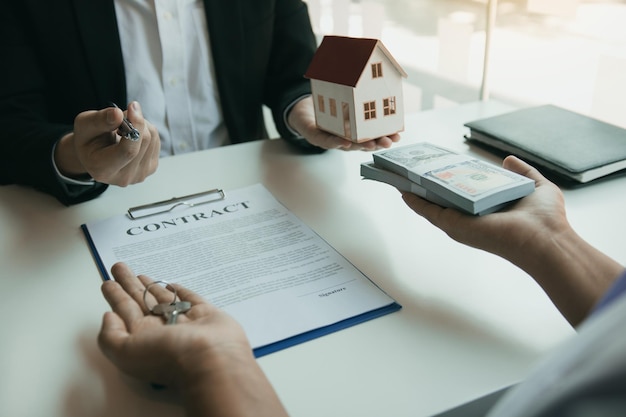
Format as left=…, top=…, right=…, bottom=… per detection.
left=361, top=142, right=535, bottom=215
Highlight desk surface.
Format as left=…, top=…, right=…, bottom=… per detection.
left=1, top=101, right=624, bottom=417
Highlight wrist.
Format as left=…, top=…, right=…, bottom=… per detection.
left=54, top=133, right=88, bottom=178
left=514, top=224, right=622, bottom=324
left=177, top=343, right=288, bottom=417
left=287, top=96, right=314, bottom=138
left=177, top=342, right=256, bottom=387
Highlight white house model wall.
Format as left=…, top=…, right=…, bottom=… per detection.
left=310, top=79, right=354, bottom=139
left=352, top=48, right=405, bottom=141
left=305, top=36, right=407, bottom=143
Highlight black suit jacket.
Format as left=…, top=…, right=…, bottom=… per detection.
left=0, top=0, right=317, bottom=204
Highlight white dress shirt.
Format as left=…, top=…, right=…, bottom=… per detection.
left=114, top=0, right=228, bottom=156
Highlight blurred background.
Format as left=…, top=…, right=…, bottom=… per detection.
left=301, top=0, right=626, bottom=128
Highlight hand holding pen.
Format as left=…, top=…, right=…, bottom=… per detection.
left=53, top=101, right=161, bottom=186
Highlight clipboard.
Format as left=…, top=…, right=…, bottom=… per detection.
left=127, top=188, right=225, bottom=219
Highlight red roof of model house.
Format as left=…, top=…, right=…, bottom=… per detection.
left=304, top=36, right=407, bottom=86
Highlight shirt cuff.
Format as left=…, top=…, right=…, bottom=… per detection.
left=52, top=141, right=95, bottom=186
left=283, top=94, right=311, bottom=138
left=591, top=269, right=626, bottom=316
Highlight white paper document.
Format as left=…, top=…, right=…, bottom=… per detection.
left=82, top=183, right=400, bottom=356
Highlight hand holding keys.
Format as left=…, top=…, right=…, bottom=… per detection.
left=143, top=280, right=191, bottom=324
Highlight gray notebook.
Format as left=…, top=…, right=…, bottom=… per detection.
left=464, top=105, right=626, bottom=184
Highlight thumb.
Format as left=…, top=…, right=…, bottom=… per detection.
left=98, top=311, right=129, bottom=359
left=73, top=106, right=124, bottom=142
left=124, top=101, right=143, bottom=124
left=502, top=155, right=544, bottom=185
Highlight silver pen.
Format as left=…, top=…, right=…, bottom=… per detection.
left=110, top=102, right=140, bottom=141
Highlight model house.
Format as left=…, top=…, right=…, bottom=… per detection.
left=304, top=35, right=407, bottom=143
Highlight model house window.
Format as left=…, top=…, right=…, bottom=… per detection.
left=329, top=98, right=337, bottom=117
left=364, top=101, right=376, bottom=120
left=318, top=94, right=325, bottom=113
left=383, top=97, right=396, bottom=116
left=371, top=62, right=383, bottom=78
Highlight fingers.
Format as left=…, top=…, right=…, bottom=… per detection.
left=145, top=121, right=161, bottom=170
left=309, top=133, right=352, bottom=150
left=401, top=191, right=467, bottom=233
left=348, top=140, right=378, bottom=151
left=101, top=279, right=147, bottom=330
left=502, top=155, right=544, bottom=184
left=104, top=263, right=153, bottom=325
left=315, top=136, right=390, bottom=151
left=110, top=262, right=144, bottom=293
left=387, top=133, right=402, bottom=143
left=106, top=262, right=210, bottom=324
left=73, top=102, right=159, bottom=186
left=109, top=102, right=160, bottom=186
left=402, top=191, right=443, bottom=221
left=87, top=104, right=144, bottom=168
left=74, top=107, right=124, bottom=145
left=170, top=283, right=208, bottom=305
left=72, top=106, right=131, bottom=177
left=502, top=155, right=532, bottom=175
left=338, top=134, right=400, bottom=151
left=109, top=262, right=174, bottom=311
left=371, top=134, right=401, bottom=149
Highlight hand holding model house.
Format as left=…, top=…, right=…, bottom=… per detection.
left=304, top=35, right=407, bottom=147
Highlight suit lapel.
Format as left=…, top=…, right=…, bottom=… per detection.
left=203, top=0, right=245, bottom=120
left=71, top=0, right=126, bottom=106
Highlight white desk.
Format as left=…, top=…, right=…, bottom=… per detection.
left=1, top=101, right=624, bottom=417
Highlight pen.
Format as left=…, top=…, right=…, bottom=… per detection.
left=110, top=102, right=140, bottom=141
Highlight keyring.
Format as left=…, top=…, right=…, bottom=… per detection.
left=143, top=280, right=177, bottom=312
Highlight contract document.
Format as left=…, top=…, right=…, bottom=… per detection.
left=82, top=183, right=400, bottom=356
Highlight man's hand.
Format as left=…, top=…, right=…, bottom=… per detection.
left=99, top=263, right=290, bottom=417
left=401, top=155, right=624, bottom=325
left=401, top=155, right=563, bottom=260
left=54, top=101, right=160, bottom=185
left=99, top=263, right=252, bottom=387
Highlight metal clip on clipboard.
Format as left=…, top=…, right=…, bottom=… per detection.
left=127, top=189, right=226, bottom=220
